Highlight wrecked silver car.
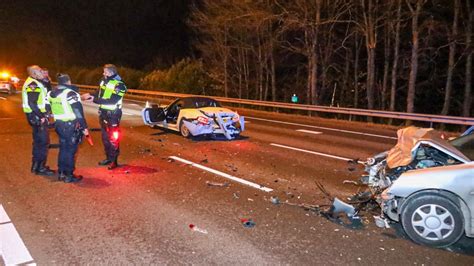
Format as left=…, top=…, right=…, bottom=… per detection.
left=142, top=97, right=245, bottom=140
left=361, top=126, right=473, bottom=247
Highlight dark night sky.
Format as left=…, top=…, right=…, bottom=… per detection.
left=0, top=0, right=192, bottom=73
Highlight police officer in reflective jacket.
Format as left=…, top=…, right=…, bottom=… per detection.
left=48, top=74, right=88, bottom=183
left=22, top=65, right=55, bottom=176
left=83, top=64, right=126, bottom=170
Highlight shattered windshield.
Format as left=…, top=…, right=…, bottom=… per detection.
left=450, top=134, right=474, bottom=161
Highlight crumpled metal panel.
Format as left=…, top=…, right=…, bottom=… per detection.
left=182, top=120, right=213, bottom=136
left=386, top=126, right=470, bottom=168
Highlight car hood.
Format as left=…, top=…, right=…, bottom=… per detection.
left=386, top=126, right=470, bottom=168
left=198, top=107, right=238, bottom=117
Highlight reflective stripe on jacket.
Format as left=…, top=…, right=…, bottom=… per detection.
left=98, top=79, right=125, bottom=110
left=22, top=77, right=47, bottom=113
left=47, top=88, right=77, bottom=121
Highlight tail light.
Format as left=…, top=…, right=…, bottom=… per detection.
left=197, top=116, right=209, bottom=125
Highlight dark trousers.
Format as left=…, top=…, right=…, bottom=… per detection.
left=55, top=121, right=79, bottom=173
left=27, top=114, right=50, bottom=163
left=99, top=109, right=122, bottom=161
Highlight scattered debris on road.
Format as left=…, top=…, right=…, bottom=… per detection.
left=205, top=181, right=230, bottom=187
left=347, top=158, right=359, bottom=171
left=342, top=180, right=358, bottom=185
left=189, top=224, right=208, bottom=234
left=270, top=196, right=280, bottom=205
left=240, top=218, right=256, bottom=228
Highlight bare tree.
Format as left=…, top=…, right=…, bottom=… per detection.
left=189, top=1, right=232, bottom=96
left=441, top=0, right=460, bottom=116
left=389, top=0, right=402, bottom=113
left=353, top=32, right=362, bottom=108
left=463, top=0, right=473, bottom=117
left=358, top=0, right=382, bottom=111
left=406, top=0, right=425, bottom=114
left=381, top=18, right=391, bottom=110
left=280, top=0, right=350, bottom=105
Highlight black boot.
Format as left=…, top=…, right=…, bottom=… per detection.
left=98, top=159, right=112, bottom=166
left=107, top=159, right=118, bottom=170
left=35, top=161, right=55, bottom=176
left=31, top=161, right=40, bottom=173
left=58, top=171, right=66, bottom=181
left=63, top=172, right=82, bottom=183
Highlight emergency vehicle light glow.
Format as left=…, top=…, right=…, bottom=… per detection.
left=1, top=72, right=10, bottom=79
left=112, top=130, right=120, bottom=141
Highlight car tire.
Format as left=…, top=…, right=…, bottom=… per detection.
left=401, top=193, right=464, bottom=248
left=179, top=120, right=190, bottom=138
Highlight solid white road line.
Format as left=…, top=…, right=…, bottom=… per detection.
left=296, top=129, right=322, bottom=135
left=169, top=156, right=273, bottom=192
left=0, top=205, right=35, bottom=265
left=247, top=116, right=397, bottom=140
left=270, top=143, right=356, bottom=162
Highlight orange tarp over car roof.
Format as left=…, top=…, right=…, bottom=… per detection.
left=387, top=126, right=470, bottom=168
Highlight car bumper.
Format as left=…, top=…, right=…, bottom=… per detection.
left=183, top=116, right=244, bottom=140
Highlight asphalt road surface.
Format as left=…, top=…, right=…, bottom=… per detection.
left=0, top=92, right=472, bottom=264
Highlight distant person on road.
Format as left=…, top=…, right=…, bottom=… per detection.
left=82, top=64, right=127, bottom=170
left=47, top=74, right=89, bottom=183
left=22, top=65, right=55, bottom=176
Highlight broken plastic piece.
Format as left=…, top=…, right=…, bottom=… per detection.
left=270, top=196, right=280, bottom=205
left=189, top=224, right=208, bottom=234
left=343, top=180, right=358, bottom=185
left=330, top=197, right=356, bottom=218
left=206, top=181, right=230, bottom=187
left=374, top=216, right=391, bottom=229
left=240, top=218, right=256, bottom=228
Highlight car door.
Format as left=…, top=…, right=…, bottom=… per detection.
left=142, top=103, right=166, bottom=126
left=165, top=99, right=184, bottom=125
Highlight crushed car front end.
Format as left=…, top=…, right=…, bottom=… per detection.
left=357, top=127, right=474, bottom=247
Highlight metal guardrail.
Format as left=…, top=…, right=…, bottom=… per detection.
left=75, top=84, right=474, bottom=126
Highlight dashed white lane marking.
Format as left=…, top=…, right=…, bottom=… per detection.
left=0, top=205, right=35, bottom=265
left=270, top=143, right=363, bottom=164
left=123, top=112, right=134, bottom=116
left=247, top=117, right=397, bottom=140
left=169, top=156, right=273, bottom=192
left=0, top=97, right=6, bottom=100
left=296, top=129, right=322, bottom=135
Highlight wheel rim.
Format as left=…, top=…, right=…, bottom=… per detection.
left=181, top=124, right=189, bottom=137
left=411, top=204, right=455, bottom=241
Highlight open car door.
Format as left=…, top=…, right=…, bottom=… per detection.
left=142, top=105, right=166, bottom=126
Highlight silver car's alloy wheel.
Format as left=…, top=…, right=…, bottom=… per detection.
left=411, top=204, right=454, bottom=241
left=401, top=194, right=464, bottom=248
